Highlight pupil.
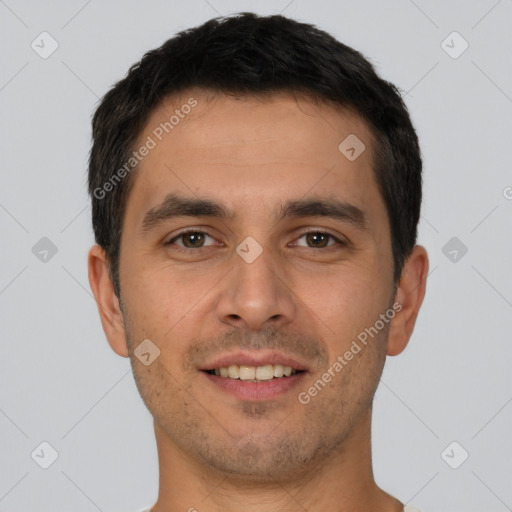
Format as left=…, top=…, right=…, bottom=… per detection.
left=185, top=233, right=204, bottom=247
left=307, top=233, right=327, bottom=248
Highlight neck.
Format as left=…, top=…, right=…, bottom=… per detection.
left=149, top=408, right=404, bottom=512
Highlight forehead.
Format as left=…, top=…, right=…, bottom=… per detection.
left=142, top=90, right=374, bottom=159
left=125, top=89, right=385, bottom=228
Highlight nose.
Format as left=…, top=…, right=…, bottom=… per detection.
left=214, top=243, right=297, bottom=331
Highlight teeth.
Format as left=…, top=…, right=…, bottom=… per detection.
left=210, top=364, right=299, bottom=381
left=227, top=365, right=239, bottom=379
left=256, top=365, right=274, bottom=381
left=273, top=365, right=284, bottom=378
left=239, top=365, right=255, bottom=380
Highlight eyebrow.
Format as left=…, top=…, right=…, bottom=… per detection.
left=139, top=192, right=369, bottom=234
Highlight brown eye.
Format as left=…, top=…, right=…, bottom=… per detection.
left=181, top=232, right=206, bottom=248
left=166, top=231, right=216, bottom=249
left=295, top=231, right=340, bottom=249
left=305, top=232, right=329, bottom=248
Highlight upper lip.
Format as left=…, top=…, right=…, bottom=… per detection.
left=200, top=351, right=309, bottom=372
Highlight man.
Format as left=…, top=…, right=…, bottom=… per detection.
left=87, top=12, right=428, bottom=512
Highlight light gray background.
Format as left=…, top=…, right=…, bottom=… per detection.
left=1, top=1, right=511, bottom=511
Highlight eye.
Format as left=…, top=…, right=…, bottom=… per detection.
left=164, top=229, right=345, bottom=252
left=294, top=231, right=343, bottom=249
left=166, top=230, right=217, bottom=249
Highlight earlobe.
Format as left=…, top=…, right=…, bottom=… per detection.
left=87, top=245, right=129, bottom=358
left=386, top=245, right=429, bottom=356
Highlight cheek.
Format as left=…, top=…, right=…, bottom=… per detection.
left=296, top=266, right=392, bottom=349
left=126, top=260, right=211, bottom=317
left=122, top=262, right=221, bottom=359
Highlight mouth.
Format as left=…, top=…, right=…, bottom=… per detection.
left=199, top=353, right=309, bottom=401
left=203, top=363, right=305, bottom=382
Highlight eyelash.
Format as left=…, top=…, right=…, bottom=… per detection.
left=165, top=229, right=346, bottom=252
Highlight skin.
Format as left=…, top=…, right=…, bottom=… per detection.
left=88, top=89, right=428, bottom=512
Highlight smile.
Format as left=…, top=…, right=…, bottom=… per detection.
left=204, top=363, right=303, bottom=382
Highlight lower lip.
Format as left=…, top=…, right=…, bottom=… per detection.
left=202, top=371, right=307, bottom=401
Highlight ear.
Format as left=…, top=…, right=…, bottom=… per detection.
left=386, top=245, right=429, bottom=356
left=88, top=244, right=129, bottom=358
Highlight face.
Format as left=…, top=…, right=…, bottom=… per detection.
left=117, top=90, right=397, bottom=482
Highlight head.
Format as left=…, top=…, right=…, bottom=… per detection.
left=88, top=13, right=428, bottom=483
